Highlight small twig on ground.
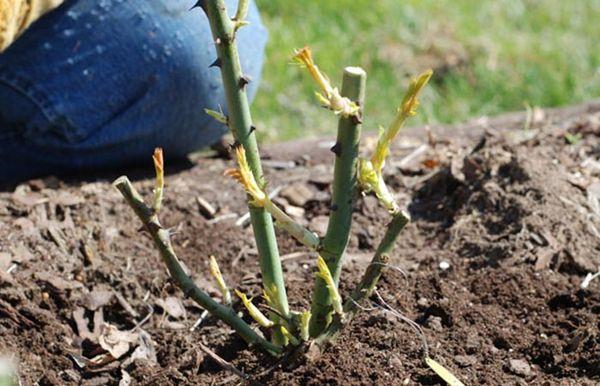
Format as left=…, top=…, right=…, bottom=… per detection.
left=196, top=196, right=217, bottom=219
left=208, top=213, right=239, bottom=225
left=131, top=304, right=154, bottom=332
left=199, top=342, right=261, bottom=385
left=396, top=143, right=430, bottom=170
left=190, top=310, right=210, bottom=332
left=581, top=269, right=600, bottom=289
left=280, top=251, right=311, bottom=262
left=114, top=291, right=140, bottom=319
left=6, top=264, right=17, bottom=274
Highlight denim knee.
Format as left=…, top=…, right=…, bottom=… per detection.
left=0, top=0, right=267, bottom=183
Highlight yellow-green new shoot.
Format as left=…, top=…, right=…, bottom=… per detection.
left=232, top=0, right=250, bottom=32
left=279, top=325, right=300, bottom=346
left=204, top=108, right=228, bottom=125
left=209, top=256, right=231, bottom=305
left=316, top=256, right=343, bottom=315
left=235, top=289, right=275, bottom=328
left=299, top=311, right=311, bottom=341
left=293, top=46, right=359, bottom=118
left=226, top=146, right=320, bottom=249
left=262, top=284, right=279, bottom=311
left=358, top=156, right=398, bottom=213
left=358, top=70, right=432, bottom=212
left=152, top=148, right=164, bottom=213
left=370, top=69, right=432, bottom=173
left=224, top=145, right=267, bottom=206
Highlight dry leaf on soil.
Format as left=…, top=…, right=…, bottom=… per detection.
left=98, top=323, right=138, bottom=359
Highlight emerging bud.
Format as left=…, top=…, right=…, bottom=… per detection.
left=235, top=289, right=275, bottom=328
left=316, top=256, right=343, bottom=315
left=224, top=145, right=267, bottom=206
left=226, top=147, right=320, bottom=249
left=279, top=325, right=300, bottom=346
left=209, top=256, right=231, bottom=305
left=358, top=70, right=432, bottom=213
left=357, top=158, right=399, bottom=213
left=204, top=108, right=228, bottom=125
left=232, top=0, right=250, bottom=32
left=293, top=46, right=359, bottom=117
left=262, top=283, right=283, bottom=314
left=401, top=69, right=433, bottom=118
left=371, top=69, right=432, bottom=173
left=152, top=148, right=164, bottom=213
left=299, top=311, right=311, bottom=341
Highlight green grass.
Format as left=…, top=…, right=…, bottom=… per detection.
left=252, top=0, right=599, bottom=142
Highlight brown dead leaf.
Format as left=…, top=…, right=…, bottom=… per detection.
left=83, top=289, right=114, bottom=311
left=156, top=297, right=186, bottom=319
left=123, top=330, right=157, bottom=366
left=98, top=323, right=138, bottom=359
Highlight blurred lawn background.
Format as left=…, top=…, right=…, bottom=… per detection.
left=252, top=0, right=599, bottom=142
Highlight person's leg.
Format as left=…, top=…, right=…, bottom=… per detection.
left=0, top=0, right=267, bottom=184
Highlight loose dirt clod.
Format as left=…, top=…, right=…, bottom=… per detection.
left=508, top=359, right=532, bottom=377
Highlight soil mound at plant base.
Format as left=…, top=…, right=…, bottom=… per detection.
left=0, top=102, right=598, bottom=385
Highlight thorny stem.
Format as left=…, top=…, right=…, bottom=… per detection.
left=316, top=210, right=410, bottom=344
left=309, top=67, right=366, bottom=337
left=203, top=0, right=290, bottom=332
left=113, top=176, right=281, bottom=355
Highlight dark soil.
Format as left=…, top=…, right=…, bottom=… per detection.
left=1, top=102, right=599, bottom=385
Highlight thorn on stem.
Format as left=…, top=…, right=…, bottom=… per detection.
left=183, top=285, right=194, bottom=299
left=351, top=113, right=363, bottom=125
left=238, top=75, right=252, bottom=89
left=330, top=142, right=342, bottom=157
left=147, top=222, right=162, bottom=233
left=329, top=203, right=338, bottom=211
left=209, top=57, right=222, bottom=68
left=190, top=0, right=207, bottom=12
left=249, top=125, right=256, bottom=134
left=229, top=140, right=241, bottom=150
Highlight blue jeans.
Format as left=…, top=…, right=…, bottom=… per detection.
left=0, top=0, right=267, bottom=184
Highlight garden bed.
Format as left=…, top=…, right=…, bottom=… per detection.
left=0, top=102, right=598, bottom=385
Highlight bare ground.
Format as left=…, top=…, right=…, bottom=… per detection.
left=0, top=101, right=599, bottom=385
